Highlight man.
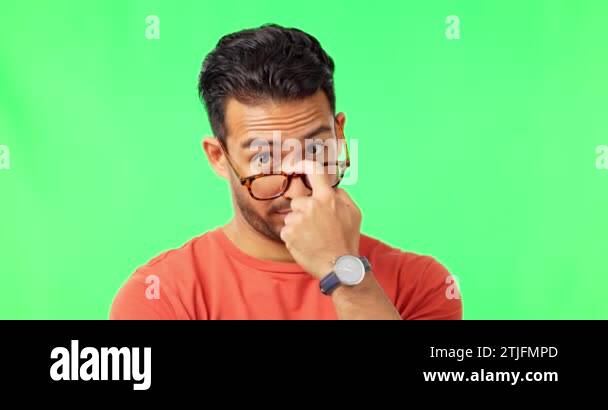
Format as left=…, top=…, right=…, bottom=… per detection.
left=111, top=24, right=462, bottom=320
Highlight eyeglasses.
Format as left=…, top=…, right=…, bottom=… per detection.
left=219, top=119, right=351, bottom=200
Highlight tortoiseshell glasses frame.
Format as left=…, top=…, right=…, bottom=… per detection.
left=218, top=119, right=350, bottom=200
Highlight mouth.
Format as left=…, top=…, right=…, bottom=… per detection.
left=274, top=208, right=292, bottom=215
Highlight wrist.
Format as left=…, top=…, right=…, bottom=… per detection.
left=330, top=271, right=376, bottom=302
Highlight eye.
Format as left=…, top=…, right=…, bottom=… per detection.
left=252, top=151, right=271, bottom=166
left=306, top=142, right=325, bottom=156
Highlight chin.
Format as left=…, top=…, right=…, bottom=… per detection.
left=269, top=225, right=285, bottom=243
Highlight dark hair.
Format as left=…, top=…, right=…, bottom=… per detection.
left=197, top=23, right=336, bottom=143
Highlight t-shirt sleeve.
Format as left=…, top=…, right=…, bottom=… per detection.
left=110, top=272, right=179, bottom=320
left=397, top=256, right=463, bottom=320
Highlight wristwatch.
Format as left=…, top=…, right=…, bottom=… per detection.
left=319, top=255, right=372, bottom=295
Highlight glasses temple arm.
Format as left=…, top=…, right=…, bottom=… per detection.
left=218, top=140, right=248, bottom=182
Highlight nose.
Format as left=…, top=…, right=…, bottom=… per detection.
left=281, top=160, right=312, bottom=199
left=283, top=174, right=311, bottom=199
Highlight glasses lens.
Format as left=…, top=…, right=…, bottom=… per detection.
left=302, top=162, right=343, bottom=189
left=250, top=174, right=288, bottom=199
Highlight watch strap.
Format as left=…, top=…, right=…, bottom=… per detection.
left=319, top=272, right=341, bottom=295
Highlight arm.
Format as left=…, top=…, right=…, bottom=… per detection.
left=279, top=160, right=401, bottom=320
left=110, top=272, right=179, bottom=320
left=331, top=272, right=401, bottom=320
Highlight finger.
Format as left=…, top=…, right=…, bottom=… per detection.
left=335, top=188, right=356, bottom=206
left=283, top=210, right=302, bottom=225
left=279, top=226, right=290, bottom=243
left=290, top=196, right=312, bottom=213
left=300, top=159, right=333, bottom=199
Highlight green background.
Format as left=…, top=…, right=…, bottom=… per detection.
left=1, top=1, right=606, bottom=319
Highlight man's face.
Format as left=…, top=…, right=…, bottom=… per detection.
left=222, top=91, right=339, bottom=243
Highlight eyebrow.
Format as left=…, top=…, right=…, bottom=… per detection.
left=239, top=124, right=333, bottom=149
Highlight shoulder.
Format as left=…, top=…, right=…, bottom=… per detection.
left=109, top=229, right=221, bottom=319
left=359, top=233, right=462, bottom=320
left=141, top=229, right=220, bottom=272
left=359, top=233, right=441, bottom=278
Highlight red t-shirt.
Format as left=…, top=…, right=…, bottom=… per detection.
left=110, top=228, right=462, bottom=320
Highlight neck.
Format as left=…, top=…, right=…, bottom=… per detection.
left=222, top=212, right=294, bottom=263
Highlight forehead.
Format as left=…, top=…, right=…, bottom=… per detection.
left=223, top=91, right=334, bottom=148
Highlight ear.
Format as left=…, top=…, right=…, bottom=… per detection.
left=202, top=137, right=230, bottom=179
left=335, top=112, right=346, bottom=130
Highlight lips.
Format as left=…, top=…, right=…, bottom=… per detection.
left=275, top=208, right=292, bottom=215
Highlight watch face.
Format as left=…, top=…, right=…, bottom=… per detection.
left=335, top=256, right=365, bottom=286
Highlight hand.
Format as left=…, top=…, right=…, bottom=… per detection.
left=280, top=160, right=362, bottom=279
